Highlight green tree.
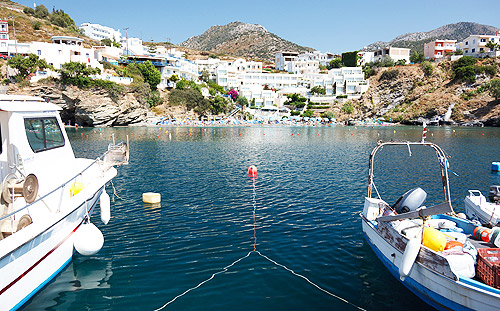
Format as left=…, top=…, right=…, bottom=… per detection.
left=49, top=9, right=75, bottom=28
left=379, top=55, right=394, bottom=67
left=421, top=61, right=433, bottom=77
left=285, top=93, right=307, bottom=108
left=341, top=51, right=359, bottom=67
left=236, top=95, right=248, bottom=107
left=34, top=4, right=49, bottom=19
left=200, top=69, right=209, bottom=83
left=137, top=61, right=161, bottom=90
left=23, top=7, right=35, bottom=15
left=395, top=59, right=406, bottom=66
left=210, top=95, right=229, bottom=115
left=169, top=74, right=179, bottom=83
left=489, top=79, right=500, bottom=101
left=410, top=51, right=425, bottom=64
left=328, top=58, right=344, bottom=69
left=58, top=61, right=100, bottom=87
left=485, top=41, right=497, bottom=52
left=310, top=86, right=326, bottom=95
left=342, top=101, right=354, bottom=114
left=8, top=54, right=49, bottom=80
left=454, top=49, right=464, bottom=55
left=302, top=110, right=314, bottom=117
left=101, top=38, right=113, bottom=47
left=452, top=56, right=477, bottom=83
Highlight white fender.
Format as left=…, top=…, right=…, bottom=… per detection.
left=74, top=223, right=104, bottom=256
left=100, top=191, right=111, bottom=225
left=399, top=235, right=421, bottom=281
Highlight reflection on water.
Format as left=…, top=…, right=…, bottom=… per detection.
left=24, top=259, right=112, bottom=310
left=21, top=125, right=500, bottom=311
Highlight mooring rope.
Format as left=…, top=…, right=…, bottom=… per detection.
left=153, top=251, right=253, bottom=311
left=153, top=174, right=366, bottom=311
left=255, top=251, right=366, bottom=311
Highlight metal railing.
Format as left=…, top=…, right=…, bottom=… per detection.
left=0, top=140, right=128, bottom=223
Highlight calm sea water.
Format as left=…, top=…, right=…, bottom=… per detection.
left=21, top=125, right=500, bottom=311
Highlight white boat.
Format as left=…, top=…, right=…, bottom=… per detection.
left=464, top=187, right=500, bottom=226
left=0, top=95, right=128, bottom=310
left=361, top=140, right=500, bottom=311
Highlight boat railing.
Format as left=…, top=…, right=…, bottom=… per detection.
left=0, top=139, right=129, bottom=223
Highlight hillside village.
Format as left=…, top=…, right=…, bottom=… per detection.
left=0, top=2, right=500, bottom=126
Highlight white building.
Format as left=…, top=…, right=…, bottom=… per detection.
left=28, top=36, right=102, bottom=70
left=296, top=51, right=336, bottom=66
left=195, top=58, right=226, bottom=81
left=457, top=34, right=500, bottom=57
left=373, top=47, right=410, bottom=64
left=358, top=51, right=374, bottom=65
left=93, top=45, right=123, bottom=65
left=80, top=23, right=121, bottom=42
left=275, top=51, right=299, bottom=71
left=287, top=59, right=319, bottom=74
left=120, top=37, right=146, bottom=56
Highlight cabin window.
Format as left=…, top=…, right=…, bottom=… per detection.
left=24, top=117, right=65, bottom=152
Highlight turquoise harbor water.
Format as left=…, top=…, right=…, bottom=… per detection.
left=22, top=125, right=500, bottom=311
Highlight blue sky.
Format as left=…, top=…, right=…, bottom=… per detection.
left=18, top=0, right=500, bottom=54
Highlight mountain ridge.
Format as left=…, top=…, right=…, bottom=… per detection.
left=179, top=21, right=314, bottom=61
left=365, top=22, right=500, bottom=53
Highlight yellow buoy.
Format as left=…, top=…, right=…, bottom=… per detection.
left=70, top=182, right=85, bottom=196
left=143, top=192, right=161, bottom=204
left=423, top=227, right=447, bottom=252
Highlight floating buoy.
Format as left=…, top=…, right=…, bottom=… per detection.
left=74, top=223, right=104, bottom=256
left=473, top=226, right=492, bottom=242
left=492, top=162, right=500, bottom=171
left=248, top=165, right=257, bottom=177
left=100, top=191, right=111, bottom=225
left=70, top=182, right=84, bottom=196
left=143, top=192, right=161, bottom=204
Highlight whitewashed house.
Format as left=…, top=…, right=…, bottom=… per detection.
left=275, top=51, right=299, bottom=71
left=373, top=47, right=410, bottom=64
left=80, top=23, right=121, bottom=42
left=29, top=36, right=103, bottom=70
left=457, top=33, right=500, bottom=57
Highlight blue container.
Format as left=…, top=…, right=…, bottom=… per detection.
left=492, top=162, right=500, bottom=171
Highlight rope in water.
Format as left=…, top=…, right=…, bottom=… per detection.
left=154, top=175, right=366, bottom=311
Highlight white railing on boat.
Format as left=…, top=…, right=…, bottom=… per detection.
left=0, top=140, right=129, bottom=223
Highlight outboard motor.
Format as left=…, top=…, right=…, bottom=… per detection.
left=393, top=187, right=427, bottom=214
left=489, top=185, right=500, bottom=204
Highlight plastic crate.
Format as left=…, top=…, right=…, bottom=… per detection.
left=477, top=248, right=500, bottom=289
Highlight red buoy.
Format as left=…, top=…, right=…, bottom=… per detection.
left=248, top=165, right=257, bottom=177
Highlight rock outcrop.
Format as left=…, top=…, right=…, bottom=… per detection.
left=10, top=84, right=149, bottom=127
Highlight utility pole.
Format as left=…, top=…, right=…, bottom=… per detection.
left=10, top=16, right=17, bottom=55
left=123, top=27, right=129, bottom=57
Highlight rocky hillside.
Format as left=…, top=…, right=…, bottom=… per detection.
left=366, top=22, right=500, bottom=54
left=9, top=83, right=149, bottom=126
left=179, top=21, right=314, bottom=61
left=347, top=58, right=500, bottom=126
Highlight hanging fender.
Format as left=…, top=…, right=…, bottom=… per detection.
left=100, top=191, right=111, bottom=225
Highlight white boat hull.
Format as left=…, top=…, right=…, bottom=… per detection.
left=464, top=191, right=500, bottom=225
left=0, top=187, right=103, bottom=311
left=362, top=215, right=500, bottom=311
